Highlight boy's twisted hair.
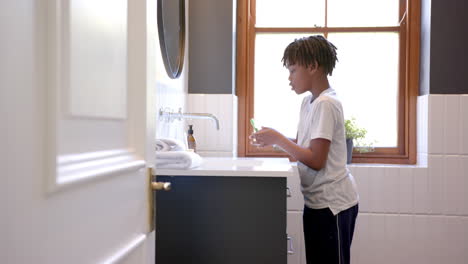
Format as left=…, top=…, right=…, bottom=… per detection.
left=282, top=35, right=338, bottom=76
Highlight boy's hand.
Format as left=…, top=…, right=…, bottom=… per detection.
left=249, top=127, right=282, bottom=147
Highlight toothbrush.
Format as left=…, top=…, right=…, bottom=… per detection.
left=250, top=118, right=260, bottom=132
left=251, top=118, right=282, bottom=151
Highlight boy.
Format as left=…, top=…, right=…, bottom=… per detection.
left=250, top=35, right=359, bottom=264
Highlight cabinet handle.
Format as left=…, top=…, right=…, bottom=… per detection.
left=287, top=235, right=294, bottom=255
left=286, top=187, right=292, bottom=198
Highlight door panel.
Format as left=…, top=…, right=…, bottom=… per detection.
left=2, top=0, right=156, bottom=263
left=46, top=0, right=141, bottom=192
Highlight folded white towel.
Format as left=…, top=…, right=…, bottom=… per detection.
left=155, top=138, right=186, bottom=152
left=155, top=151, right=203, bottom=169
left=155, top=140, right=170, bottom=151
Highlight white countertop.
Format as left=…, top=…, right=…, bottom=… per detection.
left=155, top=157, right=294, bottom=177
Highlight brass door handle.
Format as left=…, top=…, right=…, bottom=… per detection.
left=151, top=182, right=172, bottom=191
left=147, top=167, right=172, bottom=233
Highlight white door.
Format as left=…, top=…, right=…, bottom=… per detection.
left=1, top=0, right=158, bottom=263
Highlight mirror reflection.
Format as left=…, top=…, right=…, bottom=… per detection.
left=157, top=0, right=186, bottom=79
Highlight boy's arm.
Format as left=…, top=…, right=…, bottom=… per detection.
left=291, top=132, right=298, bottom=143
left=251, top=128, right=329, bottom=170
left=288, top=135, right=297, bottom=143
left=276, top=136, right=330, bottom=170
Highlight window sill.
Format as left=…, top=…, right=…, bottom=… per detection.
left=289, top=161, right=427, bottom=169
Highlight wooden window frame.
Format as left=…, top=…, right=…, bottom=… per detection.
left=236, top=0, right=420, bottom=164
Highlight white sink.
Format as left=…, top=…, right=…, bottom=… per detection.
left=156, top=157, right=294, bottom=177
left=201, top=158, right=264, bottom=168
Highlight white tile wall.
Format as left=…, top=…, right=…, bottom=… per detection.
left=366, top=214, right=386, bottom=263
left=368, top=166, right=385, bottom=212
left=383, top=168, right=399, bottom=213
left=461, top=96, right=468, bottom=154
left=417, top=152, right=428, bottom=167
left=444, top=96, right=461, bottom=154
left=445, top=155, right=463, bottom=215
left=353, top=214, right=468, bottom=263
left=428, top=95, right=445, bottom=154
left=428, top=95, right=468, bottom=155
left=155, top=83, right=188, bottom=143
left=413, top=167, right=429, bottom=214
left=417, top=95, right=429, bottom=155
left=428, top=155, right=445, bottom=214
left=459, top=95, right=468, bottom=155
left=398, top=167, right=413, bottom=214
left=187, top=94, right=238, bottom=157
left=350, top=212, right=368, bottom=263
left=383, top=214, right=399, bottom=262
left=352, top=166, right=370, bottom=212
left=346, top=94, right=468, bottom=264
left=413, top=215, right=429, bottom=262
left=462, top=156, right=468, bottom=215
left=397, top=215, right=416, bottom=263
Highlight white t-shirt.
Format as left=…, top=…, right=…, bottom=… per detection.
left=297, top=88, right=359, bottom=215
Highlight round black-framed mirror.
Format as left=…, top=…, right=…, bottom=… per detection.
left=157, top=0, right=186, bottom=79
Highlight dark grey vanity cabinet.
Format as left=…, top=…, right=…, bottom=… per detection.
left=155, top=175, right=287, bottom=264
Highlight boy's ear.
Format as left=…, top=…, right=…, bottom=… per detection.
left=307, top=63, right=319, bottom=74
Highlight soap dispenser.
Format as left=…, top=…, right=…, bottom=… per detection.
left=187, top=125, right=197, bottom=152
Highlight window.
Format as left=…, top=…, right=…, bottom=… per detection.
left=236, top=0, right=420, bottom=164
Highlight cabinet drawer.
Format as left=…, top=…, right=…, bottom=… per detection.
left=287, top=165, right=303, bottom=210
left=287, top=212, right=306, bottom=264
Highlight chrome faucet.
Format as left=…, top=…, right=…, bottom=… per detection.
left=159, top=108, right=220, bottom=130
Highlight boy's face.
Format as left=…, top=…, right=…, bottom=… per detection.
left=287, top=64, right=314, bottom=95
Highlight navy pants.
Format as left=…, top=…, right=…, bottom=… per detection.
left=303, top=204, right=358, bottom=264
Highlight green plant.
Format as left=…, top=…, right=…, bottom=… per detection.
left=344, top=117, right=375, bottom=153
